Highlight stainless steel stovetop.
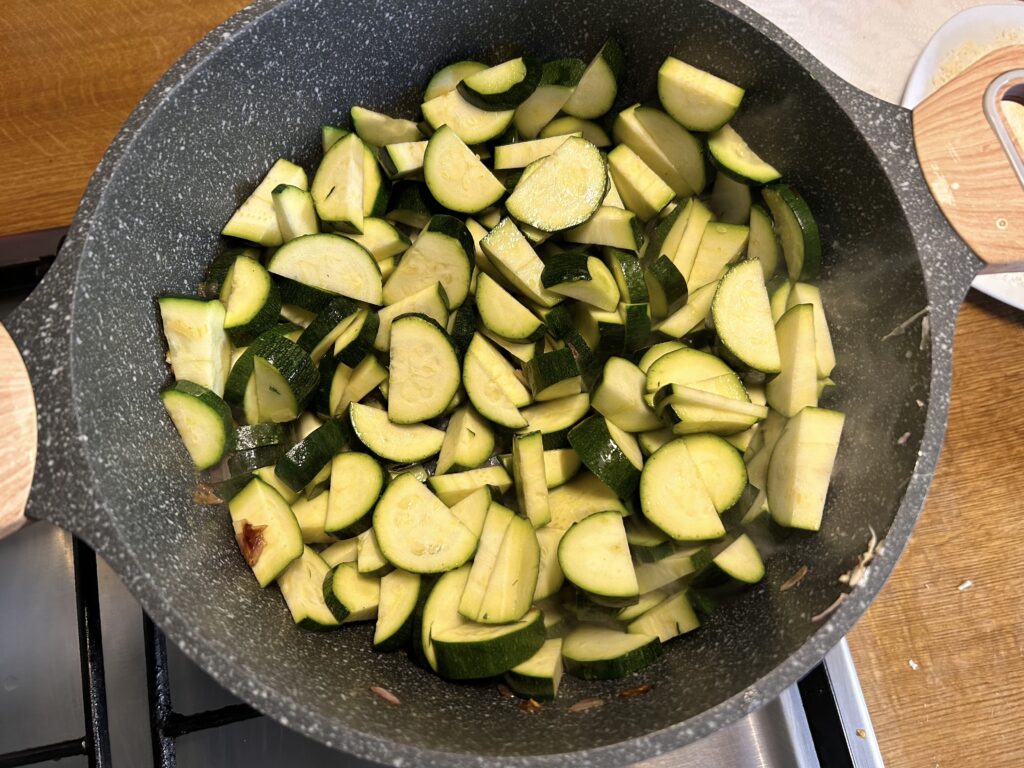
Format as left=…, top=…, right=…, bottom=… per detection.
left=0, top=230, right=882, bottom=767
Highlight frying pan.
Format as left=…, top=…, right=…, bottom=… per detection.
left=0, top=0, right=1020, bottom=764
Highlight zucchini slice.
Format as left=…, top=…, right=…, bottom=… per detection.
left=548, top=471, right=627, bottom=530
left=500, top=448, right=581, bottom=489
left=627, top=591, right=699, bottom=642
left=463, top=347, right=527, bottom=429
left=493, top=132, right=579, bottom=170
left=689, top=223, right=749, bottom=291
left=268, top=233, right=382, bottom=305
left=436, top=404, right=495, bottom=475
left=160, top=381, right=232, bottom=470
left=691, top=533, right=765, bottom=587
left=461, top=503, right=540, bottom=623
left=320, top=537, right=359, bottom=567
left=525, top=348, right=582, bottom=402
left=562, top=624, right=662, bottom=680
left=513, top=57, right=586, bottom=138
left=466, top=332, right=531, bottom=406
left=712, top=259, right=781, bottom=373
left=424, top=60, right=489, bottom=101
left=323, top=562, right=380, bottom=622
left=748, top=204, right=780, bottom=280
left=222, top=158, right=308, bottom=246
left=383, top=215, right=473, bottom=308
left=335, top=354, right=387, bottom=416
left=331, top=309, right=378, bottom=366
left=375, top=282, right=450, bottom=351
left=274, top=417, right=350, bottom=491
left=311, top=133, right=365, bottom=232
left=708, top=124, right=781, bottom=185
left=343, top=218, right=411, bottom=262
left=420, top=89, right=514, bottom=145
left=243, top=334, right=318, bottom=423
left=540, top=116, right=610, bottom=147
left=379, top=140, right=427, bottom=179
left=680, top=434, right=747, bottom=512
left=592, top=357, right=661, bottom=433
left=634, top=548, right=703, bottom=592
left=563, top=39, right=623, bottom=119
left=158, top=296, right=231, bottom=397
left=512, top=431, right=551, bottom=528
left=644, top=255, right=689, bottom=320
left=534, top=526, right=566, bottom=601
left=638, top=341, right=685, bottom=373
left=385, top=182, right=437, bottom=229
left=351, top=105, right=423, bottom=146
left=349, top=403, right=445, bottom=463
left=709, top=173, right=753, bottom=225
left=228, top=423, right=289, bottom=453
left=271, top=184, right=318, bottom=242
left=603, top=248, right=648, bottom=303
left=296, top=297, right=360, bottom=362
left=516, top=392, right=590, bottom=450
left=447, top=486, right=493, bottom=538
left=475, top=272, right=546, bottom=342
left=786, top=282, right=836, bottom=377
left=505, top=638, right=563, bottom=700
left=620, top=302, right=651, bottom=352
left=424, top=125, right=505, bottom=214
left=357, top=528, right=390, bottom=575
left=564, top=206, right=642, bottom=251
left=325, top=452, right=384, bottom=536
left=432, top=606, right=544, bottom=680
left=634, top=106, right=707, bottom=195
left=645, top=346, right=742, bottom=393
left=541, top=252, right=619, bottom=311
left=654, top=382, right=767, bottom=435
left=558, top=511, right=638, bottom=603
left=481, top=218, right=563, bottom=306
left=228, top=478, right=303, bottom=587
left=506, top=137, right=607, bottom=232
left=277, top=546, right=340, bottom=630
left=568, top=415, right=642, bottom=499
left=766, top=304, right=819, bottom=417
left=373, top=473, right=477, bottom=573
left=458, top=56, right=541, bottom=110
left=428, top=465, right=513, bottom=506
left=762, top=184, right=822, bottom=281
left=613, top=105, right=695, bottom=197
left=655, top=278, right=717, bottom=339
left=608, top=144, right=675, bottom=222
left=388, top=314, right=460, bottom=424
left=657, top=57, right=744, bottom=132
left=770, top=280, right=793, bottom=323
left=321, top=124, right=348, bottom=152
left=767, top=407, right=844, bottom=531
left=374, top=569, right=423, bottom=651
left=640, top=438, right=725, bottom=541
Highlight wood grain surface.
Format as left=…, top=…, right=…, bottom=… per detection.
left=2, top=1, right=1024, bottom=765
left=0, top=0, right=249, bottom=238
left=914, top=46, right=1024, bottom=268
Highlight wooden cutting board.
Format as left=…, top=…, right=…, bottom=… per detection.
left=1, top=1, right=1023, bottom=765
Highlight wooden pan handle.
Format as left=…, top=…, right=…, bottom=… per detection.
left=0, top=323, right=37, bottom=538
left=914, top=45, right=1024, bottom=271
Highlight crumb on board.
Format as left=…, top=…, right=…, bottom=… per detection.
left=958, top=579, right=974, bottom=592
left=856, top=728, right=867, bottom=739
left=916, top=399, right=925, bottom=408
left=908, top=659, right=920, bottom=671
left=518, top=698, right=543, bottom=714
left=897, top=431, right=912, bottom=446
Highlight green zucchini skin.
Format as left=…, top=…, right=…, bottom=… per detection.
left=274, top=417, right=351, bottom=491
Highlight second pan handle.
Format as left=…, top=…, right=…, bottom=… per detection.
left=914, top=45, right=1024, bottom=272
left=0, top=323, right=36, bottom=537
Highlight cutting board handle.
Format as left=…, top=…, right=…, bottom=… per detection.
left=0, top=323, right=37, bottom=538
left=913, top=45, right=1024, bottom=271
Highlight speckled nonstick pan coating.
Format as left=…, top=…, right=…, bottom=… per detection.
left=5, top=0, right=982, bottom=764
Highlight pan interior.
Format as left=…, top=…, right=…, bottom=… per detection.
left=67, top=0, right=930, bottom=759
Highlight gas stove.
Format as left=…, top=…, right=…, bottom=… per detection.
left=0, top=230, right=882, bottom=768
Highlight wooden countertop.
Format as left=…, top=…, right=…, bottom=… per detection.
left=2, top=1, right=1022, bottom=764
